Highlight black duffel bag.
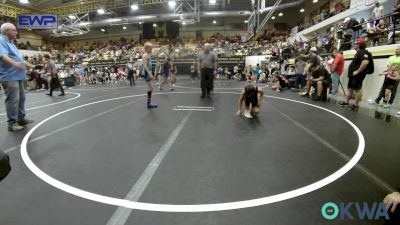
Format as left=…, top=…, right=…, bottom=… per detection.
left=0, top=151, right=11, bottom=181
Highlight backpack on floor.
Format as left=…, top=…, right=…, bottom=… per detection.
left=0, top=151, right=11, bottom=182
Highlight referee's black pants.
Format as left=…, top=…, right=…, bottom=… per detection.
left=128, top=70, right=135, bottom=86
left=201, top=68, right=213, bottom=97
left=49, top=75, right=64, bottom=95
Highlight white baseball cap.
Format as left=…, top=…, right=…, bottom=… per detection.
left=310, top=47, right=317, bottom=52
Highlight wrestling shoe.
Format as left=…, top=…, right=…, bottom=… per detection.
left=244, top=110, right=253, bottom=119
left=147, top=103, right=158, bottom=109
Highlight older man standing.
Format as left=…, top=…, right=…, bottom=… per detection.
left=198, top=43, right=218, bottom=98
left=0, top=23, right=36, bottom=131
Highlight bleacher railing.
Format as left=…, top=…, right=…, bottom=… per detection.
left=337, top=12, right=400, bottom=51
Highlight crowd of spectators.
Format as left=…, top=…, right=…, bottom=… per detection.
left=61, top=33, right=292, bottom=65
left=297, top=0, right=350, bottom=32
left=14, top=40, right=59, bottom=52
left=59, top=0, right=399, bottom=67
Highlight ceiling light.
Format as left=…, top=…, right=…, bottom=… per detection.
left=300, top=8, right=305, bottom=13
left=97, top=8, right=105, bottom=14
left=205, top=12, right=221, bottom=15
left=182, top=22, right=186, bottom=25
left=107, top=18, right=122, bottom=22
left=213, top=20, right=217, bottom=24
left=79, top=22, right=91, bottom=26
left=209, top=0, right=216, bottom=4
left=101, top=29, right=105, bottom=32
left=131, top=4, right=138, bottom=10
left=19, top=0, right=29, bottom=3
left=168, top=1, right=176, bottom=8
left=244, top=20, right=248, bottom=23
left=123, top=26, right=127, bottom=30
left=68, top=15, right=76, bottom=19
left=313, top=0, right=318, bottom=3
left=137, top=15, right=154, bottom=19
left=271, top=16, right=276, bottom=20
left=138, top=22, right=143, bottom=25
left=153, top=23, right=157, bottom=27
left=279, top=12, right=283, bottom=16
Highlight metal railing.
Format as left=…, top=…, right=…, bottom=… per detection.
left=335, top=12, right=400, bottom=51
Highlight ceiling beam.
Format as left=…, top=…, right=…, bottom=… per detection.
left=0, top=4, right=34, bottom=18
left=38, top=0, right=185, bottom=16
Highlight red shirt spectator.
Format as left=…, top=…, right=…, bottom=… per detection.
left=331, top=50, right=345, bottom=75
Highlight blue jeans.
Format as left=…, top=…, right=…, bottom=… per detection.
left=0, top=80, right=26, bottom=126
left=331, top=72, right=340, bottom=95
left=294, top=73, right=304, bottom=88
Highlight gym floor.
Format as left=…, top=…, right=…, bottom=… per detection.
left=0, top=77, right=399, bottom=225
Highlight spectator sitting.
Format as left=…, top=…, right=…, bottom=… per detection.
left=299, top=60, right=332, bottom=101
left=217, top=66, right=223, bottom=79
left=233, top=64, right=239, bottom=78
left=367, top=18, right=389, bottom=46
left=335, top=1, right=346, bottom=14
left=286, top=65, right=296, bottom=76
left=359, top=18, right=373, bottom=37
left=245, top=66, right=252, bottom=82
left=269, top=60, right=280, bottom=74
left=258, top=72, right=268, bottom=83
left=271, top=71, right=288, bottom=92
left=224, top=67, right=232, bottom=79
left=26, top=68, right=37, bottom=91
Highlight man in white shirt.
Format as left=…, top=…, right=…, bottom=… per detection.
left=372, top=1, right=384, bottom=23
left=234, top=65, right=239, bottom=75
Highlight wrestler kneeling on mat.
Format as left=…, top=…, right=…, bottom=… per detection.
left=236, top=85, right=264, bottom=119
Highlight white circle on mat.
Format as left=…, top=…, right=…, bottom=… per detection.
left=20, top=92, right=365, bottom=212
